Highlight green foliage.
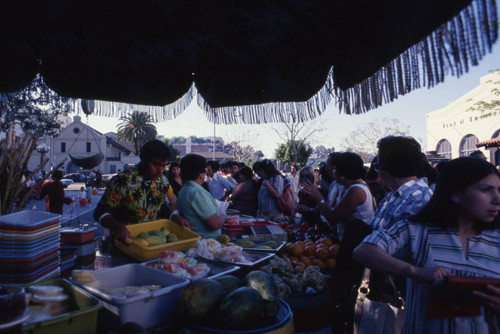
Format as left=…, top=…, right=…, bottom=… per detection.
left=162, top=139, right=180, bottom=161
left=274, top=140, right=312, bottom=167
left=0, top=75, right=70, bottom=136
left=117, top=111, right=157, bottom=155
left=467, top=70, right=500, bottom=117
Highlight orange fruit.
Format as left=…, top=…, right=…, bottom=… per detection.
left=329, top=244, right=340, bottom=258
left=322, top=237, right=334, bottom=247
left=291, top=244, right=304, bottom=258
left=303, top=245, right=315, bottom=257
left=286, top=242, right=295, bottom=254
left=312, top=258, right=326, bottom=271
left=304, top=239, right=314, bottom=245
left=300, top=256, right=312, bottom=267
left=325, top=258, right=336, bottom=270
left=315, top=247, right=329, bottom=261
left=295, top=241, right=306, bottom=249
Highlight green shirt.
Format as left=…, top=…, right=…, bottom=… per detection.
left=177, top=180, right=220, bottom=239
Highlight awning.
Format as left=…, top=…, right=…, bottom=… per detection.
left=0, top=0, right=498, bottom=124
left=476, top=137, right=500, bottom=148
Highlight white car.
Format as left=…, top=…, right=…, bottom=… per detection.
left=60, top=178, right=74, bottom=188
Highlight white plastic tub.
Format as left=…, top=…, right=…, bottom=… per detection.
left=76, top=264, right=189, bottom=329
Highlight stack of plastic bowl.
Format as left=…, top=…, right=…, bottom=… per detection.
left=0, top=211, right=61, bottom=285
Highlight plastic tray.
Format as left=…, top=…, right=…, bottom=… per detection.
left=143, top=258, right=239, bottom=280
left=0, top=233, right=59, bottom=250
left=0, top=221, right=59, bottom=235
left=23, top=279, right=102, bottom=334
left=0, top=248, right=58, bottom=266
left=114, top=220, right=201, bottom=262
left=231, top=239, right=286, bottom=253
left=0, top=252, right=59, bottom=274
left=0, top=244, right=60, bottom=260
left=0, top=211, right=61, bottom=231
left=198, top=250, right=275, bottom=267
left=0, top=225, right=60, bottom=242
left=74, top=263, right=189, bottom=329
left=61, top=227, right=96, bottom=244
left=0, top=263, right=59, bottom=284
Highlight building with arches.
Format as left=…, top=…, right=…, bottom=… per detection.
left=426, top=70, right=500, bottom=164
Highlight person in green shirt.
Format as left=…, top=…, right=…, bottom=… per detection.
left=177, top=154, right=226, bottom=239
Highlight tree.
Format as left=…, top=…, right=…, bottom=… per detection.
left=340, top=118, right=411, bottom=162
left=275, top=140, right=313, bottom=168
left=161, top=138, right=180, bottom=161
left=273, top=120, right=324, bottom=165
left=467, top=69, right=500, bottom=119
left=0, top=75, right=71, bottom=136
left=117, top=111, right=158, bottom=155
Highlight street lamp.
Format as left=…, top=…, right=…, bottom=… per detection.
left=36, top=144, right=50, bottom=172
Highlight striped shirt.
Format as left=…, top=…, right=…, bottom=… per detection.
left=368, top=177, right=433, bottom=230
left=363, top=221, right=500, bottom=333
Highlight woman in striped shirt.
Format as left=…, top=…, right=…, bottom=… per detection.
left=354, top=157, right=500, bottom=333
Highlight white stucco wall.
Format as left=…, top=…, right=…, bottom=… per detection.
left=426, top=71, right=500, bottom=161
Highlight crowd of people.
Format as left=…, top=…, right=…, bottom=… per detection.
left=91, top=137, right=500, bottom=333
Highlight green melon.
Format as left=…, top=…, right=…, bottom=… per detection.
left=178, top=279, right=226, bottom=324
left=218, top=287, right=264, bottom=329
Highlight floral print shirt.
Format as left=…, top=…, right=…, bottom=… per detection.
left=93, top=167, right=171, bottom=225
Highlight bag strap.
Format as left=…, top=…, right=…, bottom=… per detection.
left=353, top=268, right=405, bottom=334
left=353, top=268, right=371, bottom=334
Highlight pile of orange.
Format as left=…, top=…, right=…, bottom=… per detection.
left=280, top=237, right=339, bottom=273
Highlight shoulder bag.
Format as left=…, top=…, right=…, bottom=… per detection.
left=354, top=268, right=405, bottom=334
left=277, top=176, right=294, bottom=214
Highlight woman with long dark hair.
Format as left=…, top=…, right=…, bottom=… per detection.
left=167, top=161, right=183, bottom=196
left=354, top=157, right=500, bottom=333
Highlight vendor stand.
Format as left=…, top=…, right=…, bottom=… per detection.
left=2, top=211, right=322, bottom=334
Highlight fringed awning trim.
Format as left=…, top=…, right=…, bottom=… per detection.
left=198, top=69, right=335, bottom=125
left=333, top=0, right=498, bottom=115
left=72, top=84, right=196, bottom=122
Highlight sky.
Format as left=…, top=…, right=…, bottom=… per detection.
left=79, top=39, right=500, bottom=158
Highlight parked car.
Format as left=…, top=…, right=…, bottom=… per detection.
left=100, top=173, right=116, bottom=188
left=63, top=173, right=86, bottom=182
left=60, top=178, right=74, bottom=188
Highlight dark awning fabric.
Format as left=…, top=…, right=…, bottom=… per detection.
left=0, top=0, right=498, bottom=124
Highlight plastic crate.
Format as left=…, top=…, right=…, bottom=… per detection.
left=76, top=264, right=189, bottom=329
left=23, top=279, right=102, bottom=334
left=114, top=220, right=201, bottom=262
left=61, top=227, right=96, bottom=244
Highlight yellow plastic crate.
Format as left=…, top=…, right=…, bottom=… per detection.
left=114, top=219, right=200, bottom=262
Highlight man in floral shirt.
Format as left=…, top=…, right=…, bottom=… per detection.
left=369, top=136, right=433, bottom=230
left=94, top=140, right=189, bottom=243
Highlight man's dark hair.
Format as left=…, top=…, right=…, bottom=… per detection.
left=207, top=160, right=220, bottom=172
left=377, top=136, right=423, bottom=177
left=140, top=140, right=171, bottom=163
left=180, top=154, right=207, bottom=181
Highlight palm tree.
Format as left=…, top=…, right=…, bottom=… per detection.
left=117, top=111, right=158, bottom=155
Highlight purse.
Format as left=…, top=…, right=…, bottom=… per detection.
left=277, top=187, right=294, bottom=213
left=354, top=268, right=405, bottom=334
